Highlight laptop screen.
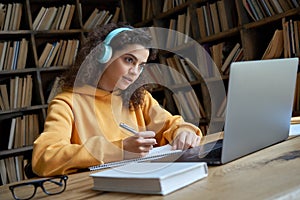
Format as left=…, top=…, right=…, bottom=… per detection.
left=221, top=58, right=298, bottom=163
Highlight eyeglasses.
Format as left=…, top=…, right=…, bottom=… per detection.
left=9, top=175, right=68, bottom=200
left=130, top=63, right=145, bottom=74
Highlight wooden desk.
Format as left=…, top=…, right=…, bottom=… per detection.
left=1, top=135, right=300, bottom=200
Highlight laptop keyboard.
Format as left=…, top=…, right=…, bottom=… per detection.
left=176, top=139, right=223, bottom=164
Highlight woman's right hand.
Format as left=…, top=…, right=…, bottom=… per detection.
left=123, top=131, right=157, bottom=159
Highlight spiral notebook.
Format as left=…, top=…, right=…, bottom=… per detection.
left=89, top=144, right=183, bottom=170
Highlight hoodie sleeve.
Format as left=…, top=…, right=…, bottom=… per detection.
left=32, top=95, right=123, bottom=177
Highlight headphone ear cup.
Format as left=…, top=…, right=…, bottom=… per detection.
left=98, top=44, right=112, bottom=63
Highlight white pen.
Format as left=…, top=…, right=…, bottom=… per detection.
left=119, top=122, right=139, bottom=134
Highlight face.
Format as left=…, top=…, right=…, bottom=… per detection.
left=98, top=44, right=150, bottom=91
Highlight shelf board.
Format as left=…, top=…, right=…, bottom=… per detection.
left=243, top=8, right=300, bottom=30
left=0, top=105, right=48, bottom=119
left=0, top=146, right=33, bottom=159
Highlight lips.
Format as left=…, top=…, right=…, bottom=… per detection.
left=122, top=76, right=133, bottom=83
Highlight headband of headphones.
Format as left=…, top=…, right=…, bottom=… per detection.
left=98, top=27, right=132, bottom=63
left=103, top=27, right=132, bottom=45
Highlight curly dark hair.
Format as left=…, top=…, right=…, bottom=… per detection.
left=60, top=22, right=157, bottom=109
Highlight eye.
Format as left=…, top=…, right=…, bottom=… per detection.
left=124, top=56, right=134, bottom=64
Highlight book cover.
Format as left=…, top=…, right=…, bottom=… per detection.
left=90, top=162, right=208, bottom=195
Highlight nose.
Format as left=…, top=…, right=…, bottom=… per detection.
left=129, top=64, right=141, bottom=74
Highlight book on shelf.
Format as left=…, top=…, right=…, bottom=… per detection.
left=0, top=94, right=4, bottom=110
left=166, top=19, right=176, bottom=48
left=12, top=114, right=39, bottom=149
left=1, top=155, right=28, bottom=184
left=11, top=41, right=20, bottom=70
left=183, top=57, right=202, bottom=80
left=37, top=6, right=58, bottom=30
left=9, top=76, right=18, bottom=109
left=248, top=0, right=264, bottom=21
left=90, top=162, right=208, bottom=195
left=110, top=7, right=120, bottom=23
left=8, top=118, right=16, bottom=149
left=259, top=0, right=274, bottom=17
left=0, top=159, right=7, bottom=185
left=173, top=91, right=195, bottom=120
left=176, top=13, right=186, bottom=45
left=38, top=42, right=53, bottom=67
left=16, top=38, right=28, bottom=70
left=270, top=0, right=284, bottom=14
left=209, top=2, right=221, bottom=34
left=261, top=29, right=283, bottom=59
left=59, top=4, right=72, bottom=30
left=3, top=3, right=12, bottom=31
left=217, top=0, right=230, bottom=31
left=47, top=76, right=62, bottom=103
left=68, top=39, right=79, bottom=66
left=186, top=90, right=206, bottom=119
left=141, top=0, right=153, bottom=21
left=184, top=7, right=191, bottom=43
left=4, top=157, right=18, bottom=183
left=0, top=84, right=10, bottom=110
left=62, top=39, right=73, bottom=66
left=223, top=47, right=244, bottom=75
left=53, top=40, right=65, bottom=66
left=203, top=3, right=214, bottom=37
left=100, top=12, right=113, bottom=26
left=24, top=75, right=32, bottom=107
left=178, top=57, right=198, bottom=82
left=11, top=3, right=22, bottom=31
left=0, top=3, right=6, bottom=30
left=294, top=20, right=300, bottom=56
left=83, top=8, right=99, bottom=29
left=32, top=6, right=46, bottom=30
left=17, top=77, right=23, bottom=108
left=278, top=0, right=293, bottom=11
left=56, top=40, right=68, bottom=66
left=256, top=0, right=268, bottom=18
left=210, top=42, right=224, bottom=70
left=14, top=156, right=24, bottom=182
left=4, top=45, right=13, bottom=71
left=43, top=41, right=60, bottom=67
left=291, top=0, right=300, bottom=7
left=0, top=41, right=7, bottom=70
left=220, top=42, right=241, bottom=73
left=64, top=4, right=75, bottom=30
left=50, top=5, right=65, bottom=30
left=282, top=19, right=300, bottom=58
left=196, top=6, right=207, bottom=38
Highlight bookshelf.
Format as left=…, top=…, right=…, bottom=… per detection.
left=121, top=0, right=300, bottom=133
left=0, top=0, right=122, bottom=184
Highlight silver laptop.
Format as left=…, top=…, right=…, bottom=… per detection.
left=178, top=57, right=298, bottom=165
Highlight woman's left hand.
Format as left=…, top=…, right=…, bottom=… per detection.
left=172, top=131, right=201, bottom=150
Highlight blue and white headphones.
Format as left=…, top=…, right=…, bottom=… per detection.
left=98, top=27, right=132, bottom=63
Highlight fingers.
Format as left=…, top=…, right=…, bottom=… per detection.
left=136, top=131, right=155, bottom=138
left=123, top=137, right=155, bottom=159
left=172, top=131, right=201, bottom=150
left=123, top=131, right=157, bottom=157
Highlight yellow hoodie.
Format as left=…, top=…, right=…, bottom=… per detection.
left=32, top=85, right=202, bottom=176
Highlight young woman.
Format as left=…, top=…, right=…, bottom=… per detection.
left=32, top=23, right=202, bottom=177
